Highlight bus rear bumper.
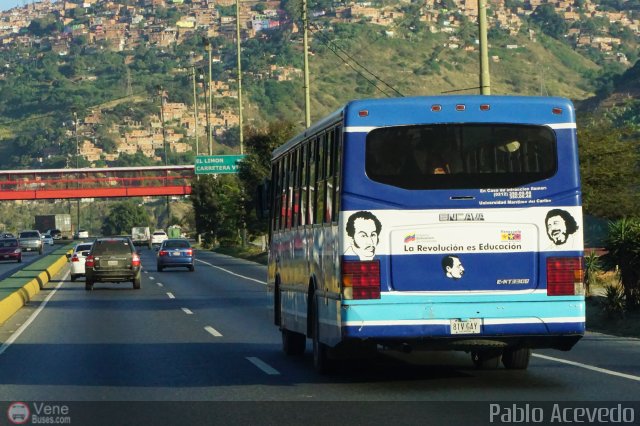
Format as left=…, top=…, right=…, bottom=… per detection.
left=340, top=297, right=585, bottom=351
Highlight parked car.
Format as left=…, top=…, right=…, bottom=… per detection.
left=0, top=238, right=22, bottom=263
left=150, top=230, right=168, bottom=249
left=41, top=233, right=54, bottom=246
left=1, top=232, right=15, bottom=238
left=18, top=230, right=43, bottom=254
left=85, top=237, right=141, bottom=290
left=157, top=239, right=195, bottom=272
left=67, top=242, right=93, bottom=282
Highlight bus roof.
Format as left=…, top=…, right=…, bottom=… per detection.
left=272, top=95, right=575, bottom=159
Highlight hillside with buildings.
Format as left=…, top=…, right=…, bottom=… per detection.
left=0, top=0, right=638, bottom=168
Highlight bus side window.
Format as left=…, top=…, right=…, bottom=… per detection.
left=332, top=127, right=342, bottom=223
left=316, top=134, right=327, bottom=225
left=309, top=139, right=317, bottom=225
left=301, top=144, right=309, bottom=227
left=273, top=159, right=282, bottom=231
left=280, top=155, right=289, bottom=230
left=290, top=149, right=300, bottom=228
left=325, top=130, right=333, bottom=224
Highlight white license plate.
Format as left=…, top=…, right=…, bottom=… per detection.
left=450, top=318, right=482, bottom=334
left=172, top=251, right=181, bottom=256
left=107, top=260, right=119, bottom=266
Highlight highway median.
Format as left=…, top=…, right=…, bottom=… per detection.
left=0, top=245, right=73, bottom=325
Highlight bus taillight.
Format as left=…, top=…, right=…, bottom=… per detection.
left=546, top=257, right=584, bottom=296
left=342, top=260, right=381, bottom=300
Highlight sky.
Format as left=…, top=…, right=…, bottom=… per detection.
left=0, top=0, right=50, bottom=12
left=0, top=0, right=22, bottom=12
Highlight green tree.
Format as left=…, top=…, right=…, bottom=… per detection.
left=101, top=200, right=151, bottom=236
left=237, top=121, right=296, bottom=237
left=190, top=174, right=243, bottom=246
left=600, top=218, right=640, bottom=310
left=530, top=4, right=568, bottom=40
left=578, top=121, right=640, bottom=219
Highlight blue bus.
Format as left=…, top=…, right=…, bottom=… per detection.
left=267, top=96, right=584, bottom=373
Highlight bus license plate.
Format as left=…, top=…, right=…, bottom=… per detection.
left=450, top=319, right=482, bottom=334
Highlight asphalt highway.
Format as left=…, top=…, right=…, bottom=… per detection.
left=0, top=248, right=639, bottom=424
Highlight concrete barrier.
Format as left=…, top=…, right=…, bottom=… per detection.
left=0, top=246, right=73, bottom=325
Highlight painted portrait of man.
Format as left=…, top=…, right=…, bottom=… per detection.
left=442, top=255, right=465, bottom=280
left=545, top=208, right=579, bottom=248
left=344, top=211, right=382, bottom=261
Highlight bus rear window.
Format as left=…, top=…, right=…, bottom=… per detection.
left=365, top=124, right=557, bottom=190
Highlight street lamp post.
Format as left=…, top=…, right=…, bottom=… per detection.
left=73, top=112, right=80, bottom=235
left=203, top=37, right=213, bottom=155
left=192, top=66, right=199, bottom=156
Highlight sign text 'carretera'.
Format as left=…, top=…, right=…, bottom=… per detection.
left=195, top=155, right=246, bottom=175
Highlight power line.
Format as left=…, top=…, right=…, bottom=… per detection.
left=307, top=24, right=404, bottom=97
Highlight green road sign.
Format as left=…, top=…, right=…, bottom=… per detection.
left=195, top=155, right=246, bottom=174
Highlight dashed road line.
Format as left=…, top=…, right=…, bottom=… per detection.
left=157, top=282, right=163, bottom=287
left=196, top=259, right=265, bottom=285
left=204, top=326, right=222, bottom=337
left=533, top=353, right=640, bottom=382
left=246, top=357, right=280, bottom=375
left=181, top=308, right=193, bottom=315
left=166, top=292, right=175, bottom=299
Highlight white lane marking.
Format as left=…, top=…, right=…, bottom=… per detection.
left=157, top=282, right=164, bottom=287
left=533, top=353, right=640, bottom=382
left=204, top=326, right=223, bottom=337
left=0, top=272, right=67, bottom=357
left=167, top=292, right=175, bottom=299
left=196, top=259, right=265, bottom=285
left=181, top=308, right=193, bottom=315
left=246, top=357, right=280, bottom=375
left=149, top=276, right=155, bottom=281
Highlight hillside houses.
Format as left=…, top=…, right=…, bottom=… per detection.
left=0, top=0, right=638, bottom=166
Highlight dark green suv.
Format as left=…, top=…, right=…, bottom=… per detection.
left=85, top=237, right=142, bottom=290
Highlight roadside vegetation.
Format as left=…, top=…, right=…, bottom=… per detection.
left=584, top=217, right=640, bottom=338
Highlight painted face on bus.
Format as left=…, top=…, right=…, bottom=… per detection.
left=352, top=218, right=379, bottom=260
left=345, top=211, right=382, bottom=261
left=546, top=214, right=568, bottom=245
left=442, top=255, right=464, bottom=280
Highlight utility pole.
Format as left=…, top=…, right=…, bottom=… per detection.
left=203, top=37, right=213, bottom=155
left=158, top=86, right=170, bottom=227
left=236, top=0, right=244, bottom=154
left=302, top=0, right=311, bottom=128
left=192, top=66, right=199, bottom=156
left=73, top=111, right=80, bottom=236
left=478, top=0, right=491, bottom=95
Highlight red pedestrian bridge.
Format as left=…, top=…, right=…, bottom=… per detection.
left=0, top=165, right=194, bottom=200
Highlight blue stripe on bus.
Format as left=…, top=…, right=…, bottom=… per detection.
left=341, top=299, right=584, bottom=323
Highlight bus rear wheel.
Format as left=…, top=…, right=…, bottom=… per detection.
left=502, top=347, right=531, bottom=370
left=471, top=349, right=502, bottom=369
left=282, top=329, right=306, bottom=356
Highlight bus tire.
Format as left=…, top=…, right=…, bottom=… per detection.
left=274, top=280, right=281, bottom=326
left=312, top=298, right=333, bottom=374
left=471, top=349, right=502, bottom=369
left=502, top=347, right=531, bottom=370
left=282, top=329, right=306, bottom=356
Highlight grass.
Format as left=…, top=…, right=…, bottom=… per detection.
left=204, top=248, right=640, bottom=339
left=211, top=244, right=268, bottom=265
